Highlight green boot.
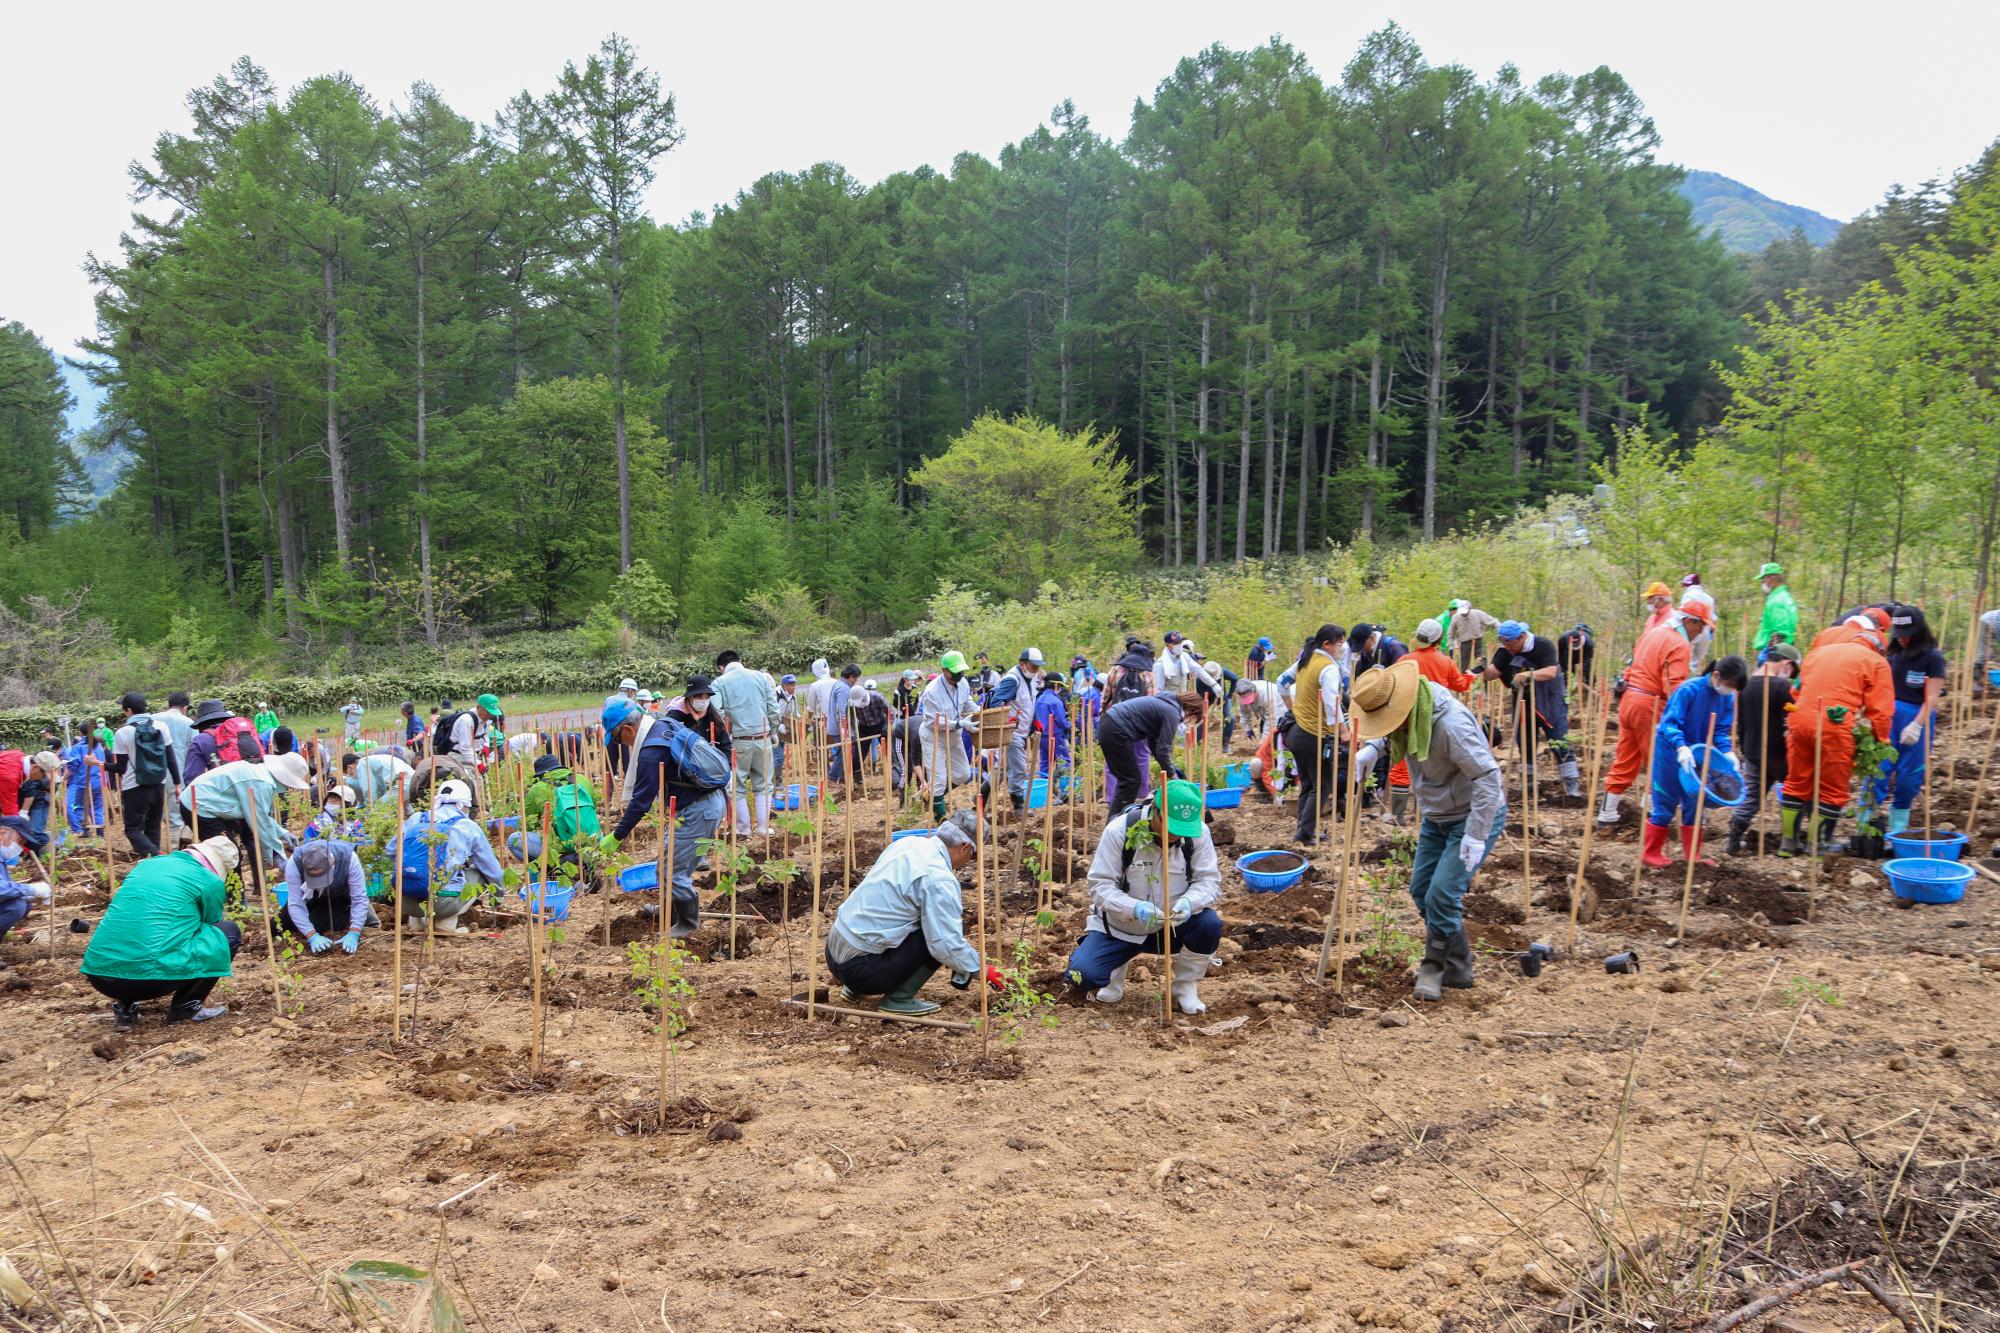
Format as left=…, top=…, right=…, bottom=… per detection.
left=881, top=961, right=942, bottom=1016
left=1777, top=802, right=1804, bottom=857
left=932, top=795, right=947, bottom=822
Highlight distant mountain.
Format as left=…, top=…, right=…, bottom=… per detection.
left=59, top=361, right=127, bottom=504
left=1679, top=170, right=1843, bottom=253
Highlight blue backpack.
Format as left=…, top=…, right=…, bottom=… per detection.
left=397, top=811, right=466, bottom=899
left=648, top=715, right=730, bottom=791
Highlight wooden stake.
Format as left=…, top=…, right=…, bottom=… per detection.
left=1567, top=651, right=1615, bottom=951
left=1153, top=795, right=1170, bottom=1028
left=1807, top=711, right=1824, bottom=922
left=1756, top=661, right=1775, bottom=860
left=1675, top=713, right=1719, bottom=942
left=1517, top=692, right=1533, bottom=918
left=241, top=788, right=283, bottom=1017
left=392, top=778, right=405, bottom=1042
left=779, top=996, right=973, bottom=1031
left=807, top=767, right=824, bottom=1020
left=978, top=787, right=992, bottom=1053
left=1967, top=692, right=1997, bottom=837
left=843, top=701, right=856, bottom=889
left=531, top=805, right=550, bottom=1079
left=658, top=791, right=675, bottom=1120
left=1314, top=729, right=1361, bottom=987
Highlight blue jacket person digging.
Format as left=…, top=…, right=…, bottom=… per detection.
left=1065, top=778, right=1222, bottom=1015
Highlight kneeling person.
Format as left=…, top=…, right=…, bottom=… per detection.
left=80, top=836, right=244, bottom=1028
left=825, top=810, right=1000, bottom=1016
left=396, top=779, right=501, bottom=934
left=282, top=840, right=376, bottom=954
left=1066, top=779, right=1222, bottom=1015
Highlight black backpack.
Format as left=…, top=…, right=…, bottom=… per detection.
left=433, top=709, right=469, bottom=756
left=1110, top=661, right=1149, bottom=706
left=129, top=717, right=170, bottom=786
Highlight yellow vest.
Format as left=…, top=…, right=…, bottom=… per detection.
left=1293, top=650, right=1340, bottom=738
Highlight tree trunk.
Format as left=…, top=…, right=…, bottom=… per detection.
left=1575, top=270, right=1597, bottom=475
left=1423, top=243, right=1450, bottom=539
left=1364, top=239, right=1388, bottom=536
left=1196, top=278, right=1212, bottom=568
left=1296, top=372, right=1314, bottom=556
left=322, top=254, right=353, bottom=567
left=1235, top=286, right=1255, bottom=564
left=216, top=461, right=236, bottom=607
left=415, top=247, right=437, bottom=647
left=611, top=219, right=631, bottom=570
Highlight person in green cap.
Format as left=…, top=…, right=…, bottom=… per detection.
left=825, top=809, right=1003, bottom=1016
left=1755, top=563, right=1798, bottom=660
left=916, top=651, right=986, bottom=821
left=1066, top=777, right=1223, bottom=1015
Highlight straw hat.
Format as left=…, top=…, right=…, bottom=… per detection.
left=1351, top=659, right=1423, bottom=742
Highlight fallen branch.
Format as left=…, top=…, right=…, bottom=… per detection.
left=1554, top=1233, right=1662, bottom=1320
left=430, top=1171, right=502, bottom=1213
left=1851, top=1267, right=1926, bottom=1333
left=1699, top=1256, right=1874, bottom=1333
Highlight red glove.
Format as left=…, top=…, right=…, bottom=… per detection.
left=984, top=965, right=1006, bottom=991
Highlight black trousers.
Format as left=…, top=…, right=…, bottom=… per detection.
left=1286, top=724, right=1349, bottom=843
left=824, top=924, right=934, bottom=996
left=122, top=783, right=165, bottom=857
left=85, top=921, right=243, bottom=1009
left=189, top=812, right=266, bottom=894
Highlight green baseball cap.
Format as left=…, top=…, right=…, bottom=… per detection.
left=1155, top=779, right=1205, bottom=838
left=477, top=692, right=502, bottom=717
left=940, top=650, right=968, bottom=674
left=1757, top=562, right=1784, bottom=580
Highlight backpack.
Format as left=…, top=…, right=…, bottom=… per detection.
left=433, top=710, right=470, bottom=757
left=212, top=716, right=256, bottom=765
left=550, top=779, right=601, bottom=844
left=653, top=715, right=730, bottom=791
left=128, top=717, right=170, bottom=786
left=1109, top=663, right=1149, bottom=706
left=1115, top=803, right=1196, bottom=880
left=398, top=811, right=466, bottom=899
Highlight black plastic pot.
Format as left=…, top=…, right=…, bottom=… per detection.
left=1604, top=950, right=1640, bottom=974
left=68, top=917, right=91, bottom=935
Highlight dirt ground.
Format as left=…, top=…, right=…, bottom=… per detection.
left=3, top=709, right=1998, bottom=1332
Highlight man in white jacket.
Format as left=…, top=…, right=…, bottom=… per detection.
left=990, top=647, right=1044, bottom=813
left=1064, top=779, right=1223, bottom=1014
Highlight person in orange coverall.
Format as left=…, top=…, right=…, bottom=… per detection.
left=1642, top=582, right=1676, bottom=633
left=1778, top=628, right=1894, bottom=856
left=1597, top=601, right=1713, bottom=825
left=1809, top=606, right=1891, bottom=654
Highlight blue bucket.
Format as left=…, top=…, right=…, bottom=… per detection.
left=618, top=863, right=660, bottom=894
left=487, top=816, right=521, bottom=832
left=1237, top=850, right=1309, bottom=893
left=1886, top=831, right=1966, bottom=861
left=1205, top=786, right=1244, bottom=810
left=1882, top=857, right=1973, bottom=904
left=1027, top=777, right=1052, bottom=810
left=1223, top=763, right=1253, bottom=790
left=776, top=783, right=820, bottom=810
left=890, top=828, right=932, bottom=841
left=1989, top=667, right=2000, bottom=687
left=517, top=878, right=576, bottom=922
left=1678, top=744, right=1746, bottom=807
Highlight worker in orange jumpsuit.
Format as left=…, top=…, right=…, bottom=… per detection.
left=1598, top=601, right=1712, bottom=825
left=1642, top=582, right=1676, bottom=633
left=1370, top=618, right=1484, bottom=822
left=1778, top=628, right=1894, bottom=856
left=1809, top=606, right=1891, bottom=654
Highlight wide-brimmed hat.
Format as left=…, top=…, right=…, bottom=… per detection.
left=1351, top=660, right=1423, bottom=742
left=190, top=699, right=232, bottom=728
left=265, top=752, right=311, bottom=791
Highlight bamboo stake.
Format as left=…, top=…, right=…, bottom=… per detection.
left=1966, top=692, right=1997, bottom=837
left=392, top=778, right=405, bottom=1042
left=808, top=766, right=824, bottom=1020
left=657, top=791, right=675, bottom=1120
left=779, top=997, right=973, bottom=1031
left=1517, top=692, right=1532, bottom=917
left=1315, top=729, right=1363, bottom=989
left=843, top=702, right=856, bottom=889
left=241, top=789, right=283, bottom=1017
left=977, top=786, right=992, bottom=1053
left=1631, top=695, right=1664, bottom=899
left=1567, top=650, right=1615, bottom=952
left=1040, top=724, right=1057, bottom=929
left=1807, top=712, right=1824, bottom=922
left=1676, top=713, right=1720, bottom=942
left=532, top=805, right=550, bottom=1079
left=1154, top=793, right=1171, bottom=1028
left=1756, top=662, right=1775, bottom=859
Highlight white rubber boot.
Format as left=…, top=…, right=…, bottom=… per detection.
left=1596, top=791, right=1622, bottom=825
left=1091, top=962, right=1130, bottom=1004
left=733, top=795, right=751, bottom=834
left=755, top=794, right=772, bottom=837
left=1560, top=758, right=1583, bottom=799
left=1172, top=952, right=1214, bottom=1014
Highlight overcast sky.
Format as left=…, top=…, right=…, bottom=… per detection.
left=7, top=0, right=1998, bottom=373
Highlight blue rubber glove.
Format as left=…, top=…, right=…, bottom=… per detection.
left=340, top=931, right=360, bottom=954
left=1131, top=899, right=1165, bottom=931
left=1170, top=895, right=1194, bottom=927
left=308, top=933, right=333, bottom=954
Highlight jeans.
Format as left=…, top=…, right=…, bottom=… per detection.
left=1407, top=800, right=1507, bottom=938
left=1065, top=910, right=1224, bottom=989
left=122, top=783, right=166, bottom=857
left=825, top=924, right=936, bottom=996
left=1873, top=700, right=1930, bottom=811
left=0, top=895, right=30, bottom=938
left=67, top=783, right=105, bottom=835
left=85, top=920, right=242, bottom=1009
left=667, top=790, right=724, bottom=910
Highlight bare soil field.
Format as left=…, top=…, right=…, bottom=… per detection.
left=3, top=711, right=1998, bottom=1332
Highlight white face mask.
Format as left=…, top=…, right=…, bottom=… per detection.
left=323, top=803, right=345, bottom=821
left=690, top=698, right=710, bottom=716
left=0, top=842, right=20, bottom=866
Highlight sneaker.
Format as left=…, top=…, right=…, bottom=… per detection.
left=167, top=1002, right=227, bottom=1024
left=112, top=1002, right=140, bottom=1031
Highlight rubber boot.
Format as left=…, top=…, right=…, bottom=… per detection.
left=1679, top=825, right=1716, bottom=868
left=881, top=961, right=941, bottom=1016
left=1559, top=757, right=1583, bottom=800
left=1091, top=962, right=1130, bottom=1004
left=755, top=793, right=772, bottom=837
left=1726, top=826, right=1745, bottom=856
left=668, top=895, right=700, bottom=940
left=932, top=795, right=947, bottom=822
left=1777, top=802, right=1805, bottom=857
left=1413, top=931, right=1449, bottom=1002
left=733, top=795, right=751, bottom=835
left=1816, top=814, right=1847, bottom=857
left=1443, top=929, right=1476, bottom=989
left=1596, top=791, right=1622, bottom=826
left=112, top=1002, right=140, bottom=1031
left=167, top=999, right=227, bottom=1024
left=1171, top=951, right=1214, bottom=1014
left=1886, top=806, right=1911, bottom=837
left=1640, top=821, right=1673, bottom=868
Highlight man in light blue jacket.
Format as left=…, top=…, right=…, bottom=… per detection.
left=825, top=811, right=999, bottom=1016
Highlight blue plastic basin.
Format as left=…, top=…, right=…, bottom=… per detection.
left=1887, top=832, right=1966, bottom=861
left=618, top=863, right=660, bottom=894
left=890, top=828, right=932, bottom=841
left=776, top=783, right=820, bottom=810
left=1882, top=857, right=1973, bottom=904
left=517, top=878, right=576, bottom=922
left=1677, top=743, right=1746, bottom=807
left=1223, top=762, right=1253, bottom=790
left=1237, top=850, right=1309, bottom=893
left=1205, top=786, right=1245, bottom=810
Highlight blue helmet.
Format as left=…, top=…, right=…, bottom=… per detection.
left=1497, top=620, right=1529, bottom=642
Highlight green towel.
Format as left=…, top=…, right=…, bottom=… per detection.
left=1389, top=680, right=1436, bottom=767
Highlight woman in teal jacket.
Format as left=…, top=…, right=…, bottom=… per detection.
left=81, top=836, right=245, bottom=1029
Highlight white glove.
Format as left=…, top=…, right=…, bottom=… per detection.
left=1458, top=832, right=1485, bottom=875
left=1675, top=745, right=1695, bottom=772
left=1899, top=719, right=1924, bottom=746
left=1169, top=895, right=1194, bottom=927
left=24, top=881, right=50, bottom=902
left=1354, top=745, right=1379, bottom=783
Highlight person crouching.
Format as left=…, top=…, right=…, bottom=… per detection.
left=825, top=810, right=1000, bottom=1016
left=281, top=840, right=378, bottom=955
left=1065, top=778, right=1222, bottom=1015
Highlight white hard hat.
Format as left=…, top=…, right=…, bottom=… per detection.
left=619, top=677, right=638, bottom=692
left=636, top=689, right=654, bottom=703
left=435, top=779, right=472, bottom=807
